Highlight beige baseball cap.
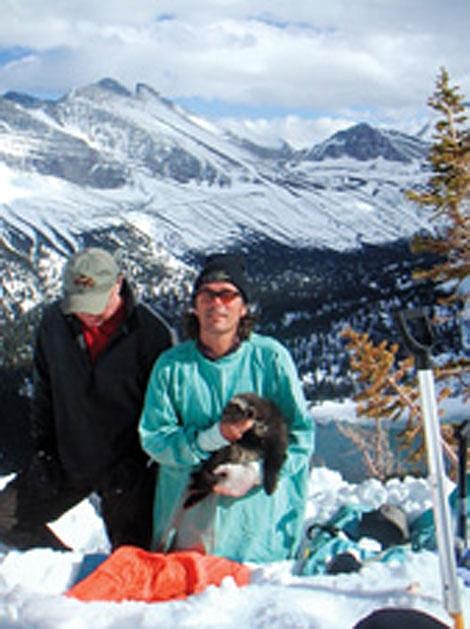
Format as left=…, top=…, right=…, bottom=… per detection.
left=61, top=248, right=119, bottom=315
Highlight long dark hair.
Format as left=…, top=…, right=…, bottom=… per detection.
left=182, top=309, right=257, bottom=340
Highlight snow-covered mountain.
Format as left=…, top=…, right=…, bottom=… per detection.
left=0, top=77, right=439, bottom=324
left=0, top=76, right=432, bottom=258
left=0, top=77, right=444, bottom=345
left=302, top=122, right=427, bottom=162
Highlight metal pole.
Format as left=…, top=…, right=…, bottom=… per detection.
left=396, top=309, right=464, bottom=629
left=418, top=369, right=463, bottom=626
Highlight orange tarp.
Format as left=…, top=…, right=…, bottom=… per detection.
left=66, top=546, right=251, bottom=603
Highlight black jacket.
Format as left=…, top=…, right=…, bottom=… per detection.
left=31, top=281, right=175, bottom=484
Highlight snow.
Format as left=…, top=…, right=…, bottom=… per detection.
left=0, top=163, right=35, bottom=204
left=0, top=467, right=467, bottom=628
left=309, top=396, right=470, bottom=427
left=310, top=399, right=359, bottom=424
left=0, top=149, right=429, bottom=253
left=1, top=82, right=437, bottom=257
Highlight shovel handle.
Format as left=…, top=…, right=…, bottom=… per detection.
left=395, top=308, right=433, bottom=370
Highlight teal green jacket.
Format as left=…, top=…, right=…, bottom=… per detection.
left=139, top=333, right=314, bottom=563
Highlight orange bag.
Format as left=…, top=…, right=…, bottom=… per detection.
left=66, top=546, right=251, bottom=602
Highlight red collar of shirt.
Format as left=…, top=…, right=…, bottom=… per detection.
left=80, top=300, right=126, bottom=362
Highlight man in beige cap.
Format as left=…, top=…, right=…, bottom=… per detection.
left=0, top=247, right=175, bottom=551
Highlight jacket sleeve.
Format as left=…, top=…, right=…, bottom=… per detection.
left=138, top=358, right=210, bottom=468
left=270, top=344, right=315, bottom=477
left=30, top=322, right=57, bottom=456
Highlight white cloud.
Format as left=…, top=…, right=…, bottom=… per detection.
left=218, top=107, right=434, bottom=149
left=0, top=1, right=468, bottom=147
left=220, top=115, right=355, bottom=148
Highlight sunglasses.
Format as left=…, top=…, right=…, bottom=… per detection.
left=196, top=288, right=241, bottom=305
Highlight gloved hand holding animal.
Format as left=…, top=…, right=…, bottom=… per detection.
left=184, top=392, right=288, bottom=508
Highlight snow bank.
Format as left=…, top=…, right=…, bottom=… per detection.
left=0, top=467, right=467, bottom=628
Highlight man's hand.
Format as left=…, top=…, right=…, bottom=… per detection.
left=213, top=461, right=261, bottom=498
left=219, top=418, right=254, bottom=442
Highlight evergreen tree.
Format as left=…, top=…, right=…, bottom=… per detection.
left=407, top=67, right=470, bottom=295
left=343, top=68, right=469, bottom=478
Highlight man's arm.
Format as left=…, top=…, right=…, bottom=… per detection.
left=139, top=356, right=213, bottom=468
left=30, top=326, right=57, bottom=456
left=28, top=321, right=64, bottom=489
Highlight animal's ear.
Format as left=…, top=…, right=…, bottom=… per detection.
left=230, top=395, right=251, bottom=414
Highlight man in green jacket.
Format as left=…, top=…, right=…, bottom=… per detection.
left=139, top=254, right=314, bottom=563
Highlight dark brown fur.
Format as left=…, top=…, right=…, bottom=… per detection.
left=183, top=393, right=288, bottom=509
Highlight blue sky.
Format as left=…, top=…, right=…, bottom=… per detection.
left=0, top=1, right=468, bottom=147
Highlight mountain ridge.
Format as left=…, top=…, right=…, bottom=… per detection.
left=0, top=76, right=433, bottom=261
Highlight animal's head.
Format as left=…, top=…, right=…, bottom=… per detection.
left=222, top=395, right=256, bottom=423
left=222, top=394, right=270, bottom=436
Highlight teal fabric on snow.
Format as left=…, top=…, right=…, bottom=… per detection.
left=296, top=475, right=470, bottom=576
left=295, top=504, right=408, bottom=576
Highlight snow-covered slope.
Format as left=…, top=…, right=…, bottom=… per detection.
left=0, top=78, right=432, bottom=257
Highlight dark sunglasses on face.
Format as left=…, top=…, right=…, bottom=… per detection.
left=196, top=288, right=241, bottom=305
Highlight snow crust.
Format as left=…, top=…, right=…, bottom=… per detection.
left=0, top=467, right=467, bottom=628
